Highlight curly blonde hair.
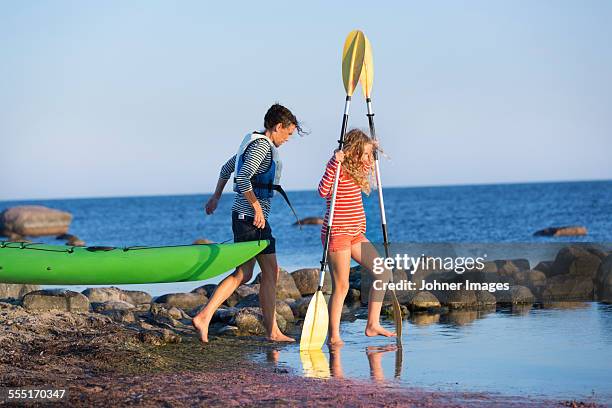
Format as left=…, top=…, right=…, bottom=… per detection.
left=342, top=129, right=375, bottom=194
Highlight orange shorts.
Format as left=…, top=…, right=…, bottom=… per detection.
left=321, top=233, right=368, bottom=252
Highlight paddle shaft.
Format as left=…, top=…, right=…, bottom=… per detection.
left=366, top=97, right=390, bottom=257
left=318, top=95, right=352, bottom=289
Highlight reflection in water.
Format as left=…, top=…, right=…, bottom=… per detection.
left=366, top=345, right=400, bottom=382
left=411, top=313, right=440, bottom=326
left=299, top=350, right=330, bottom=379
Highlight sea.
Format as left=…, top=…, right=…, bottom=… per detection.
left=2, top=180, right=612, bottom=402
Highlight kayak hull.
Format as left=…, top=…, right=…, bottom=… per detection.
left=0, top=241, right=268, bottom=285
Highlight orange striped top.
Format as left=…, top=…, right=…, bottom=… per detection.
left=318, top=156, right=366, bottom=237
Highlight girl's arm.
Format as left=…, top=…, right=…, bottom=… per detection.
left=317, top=151, right=344, bottom=198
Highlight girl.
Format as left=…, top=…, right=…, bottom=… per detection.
left=193, top=103, right=302, bottom=343
left=318, top=129, right=395, bottom=346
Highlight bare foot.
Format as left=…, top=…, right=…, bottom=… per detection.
left=267, top=332, right=295, bottom=342
left=192, top=314, right=211, bottom=343
left=365, top=324, right=396, bottom=338
left=326, top=336, right=344, bottom=348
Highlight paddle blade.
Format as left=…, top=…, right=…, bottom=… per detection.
left=299, top=290, right=328, bottom=350
left=360, top=34, right=374, bottom=98
left=299, top=350, right=331, bottom=379
left=342, top=30, right=366, bottom=97
left=391, top=290, right=403, bottom=345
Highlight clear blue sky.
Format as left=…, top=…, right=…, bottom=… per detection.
left=1, top=1, right=611, bottom=201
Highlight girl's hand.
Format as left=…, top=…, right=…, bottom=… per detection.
left=205, top=196, right=219, bottom=214
left=334, top=150, right=345, bottom=163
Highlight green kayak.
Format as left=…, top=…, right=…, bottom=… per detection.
left=0, top=240, right=268, bottom=285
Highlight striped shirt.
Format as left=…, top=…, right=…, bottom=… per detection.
left=220, top=138, right=273, bottom=219
left=318, top=156, right=366, bottom=237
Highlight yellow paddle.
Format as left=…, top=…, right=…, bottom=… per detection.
left=360, top=33, right=404, bottom=346
left=300, top=30, right=366, bottom=351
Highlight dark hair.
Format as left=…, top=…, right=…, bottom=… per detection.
left=264, top=103, right=307, bottom=136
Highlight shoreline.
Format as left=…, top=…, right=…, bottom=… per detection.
left=0, top=302, right=604, bottom=407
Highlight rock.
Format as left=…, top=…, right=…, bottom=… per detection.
left=512, top=270, right=547, bottom=298
left=123, top=290, right=152, bottom=305
left=225, top=284, right=258, bottom=307
left=510, top=259, right=531, bottom=271
left=595, top=255, right=612, bottom=303
left=254, top=269, right=301, bottom=301
left=149, top=303, right=183, bottom=328
left=294, top=217, right=323, bottom=226
left=191, top=284, right=217, bottom=298
left=217, top=325, right=239, bottom=337
left=22, top=289, right=89, bottom=312
left=91, top=300, right=135, bottom=313
left=66, top=239, right=86, bottom=247
left=56, top=233, right=77, bottom=241
left=496, top=285, right=535, bottom=305
left=232, top=307, right=287, bottom=335
left=82, top=287, right=128, bottom=303
left=235, top=293, right=260, bottom=308
left=404, top=291, right=441, bottom=311
left=193, top=238, right=213, bottom=245
left=138, top=328, right=181, bottom=345
left=103, top=309, right=136, bottom=323
left=0, top=205, right=72, bottom=237
left=435, top=289, right=478, bottom=309
left=541, top=275, right=594, bottom=301
left=212, top=307, right=239, bottom=324
left=290, top=296, right=311, bottom=318
left=534, top=261, right=553, bottom=275
left=154, top=292, right=208, bottom=310
left=549, top=246, right=602, bottom=279
left=349, top=266, right=361, bottom=290
left=291, top=268, right=331, bottom=296
left=345, top=288, right=361, bottom=304
left=475, top=290, right=497, bottom=308
left=275, top=300, right=295, bottom=323
left=0, top=283, right=40, bottom=300
left=381, top=303, right=409, bottom=319
left=534, top=226, right=588, bottom=237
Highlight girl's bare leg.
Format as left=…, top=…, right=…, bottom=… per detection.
left=351, top=239, right=396, bottom=338
left=192, top=258, right=256, bottom=343
left=256, top=253, right=294, bottom=342
left=327, top=248, right=352, bottom=346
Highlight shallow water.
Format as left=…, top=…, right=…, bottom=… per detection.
left=258, top=303, right=612, bottom=403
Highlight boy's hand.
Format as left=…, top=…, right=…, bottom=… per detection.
left=334, top=150, right=345, bottom=163
left=205, top=196, right=219, bottom=214
left=253, top=206, right=265, bottom=229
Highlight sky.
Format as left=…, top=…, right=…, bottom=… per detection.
left=1, top=1, right=611, bottom=201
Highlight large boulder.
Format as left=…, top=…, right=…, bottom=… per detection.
left=22, top=289, right=89, bottom=312
left=512, top=270, right=547, bottom=299
left=495, top=285, right=535, bottom=305
left=534, top=226, right=588, bottom=237
left=0, top=206, right=72, bottom=237
left=91, top=300, right=135, bottom=313
left=0, top=284, right=40, bottom=300
left=225, top=284, right=259, bottom=307
left=434, top=289, right=478, bottom=309
left=82, top=287, right=129, bottom=303
left=595, top=255, right=612, bottom=303
left=548, top=246, right=603, bottom=279
left=291, top=268, right=331, bottom=296
left=402, top=291, right=440, bottom=311
left=232, top=307, right=287, bottom=335
left=254, top=269, right=301, bottom=301
left=123, top=290, right=152, bottom=305
left=191, top=284, right=218, bottom=298
left=541, top=275, right=594, bottom=301
left=154, top=292, right=208, bottom=310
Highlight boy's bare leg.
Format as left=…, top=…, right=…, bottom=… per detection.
left=192, top=258, right=256, bottom=343
left=352, top=240, right=396, bottom=338
left=256, top=253, right=295, bottom=342
left=327, top=248, right=351, bottom=346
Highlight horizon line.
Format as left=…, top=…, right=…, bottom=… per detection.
left=1, top=177, right=611, bottom=203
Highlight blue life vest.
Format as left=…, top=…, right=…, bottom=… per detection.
left=233, top=132, right=282, bottom=199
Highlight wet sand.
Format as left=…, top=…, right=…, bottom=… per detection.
left=0, top=308, right=602, bottom=408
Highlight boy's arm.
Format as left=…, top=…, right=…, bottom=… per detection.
left=205, top=155, right=235, bottom=214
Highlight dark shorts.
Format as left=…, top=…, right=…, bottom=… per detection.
left=232, top=211, right=276, bottom=255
